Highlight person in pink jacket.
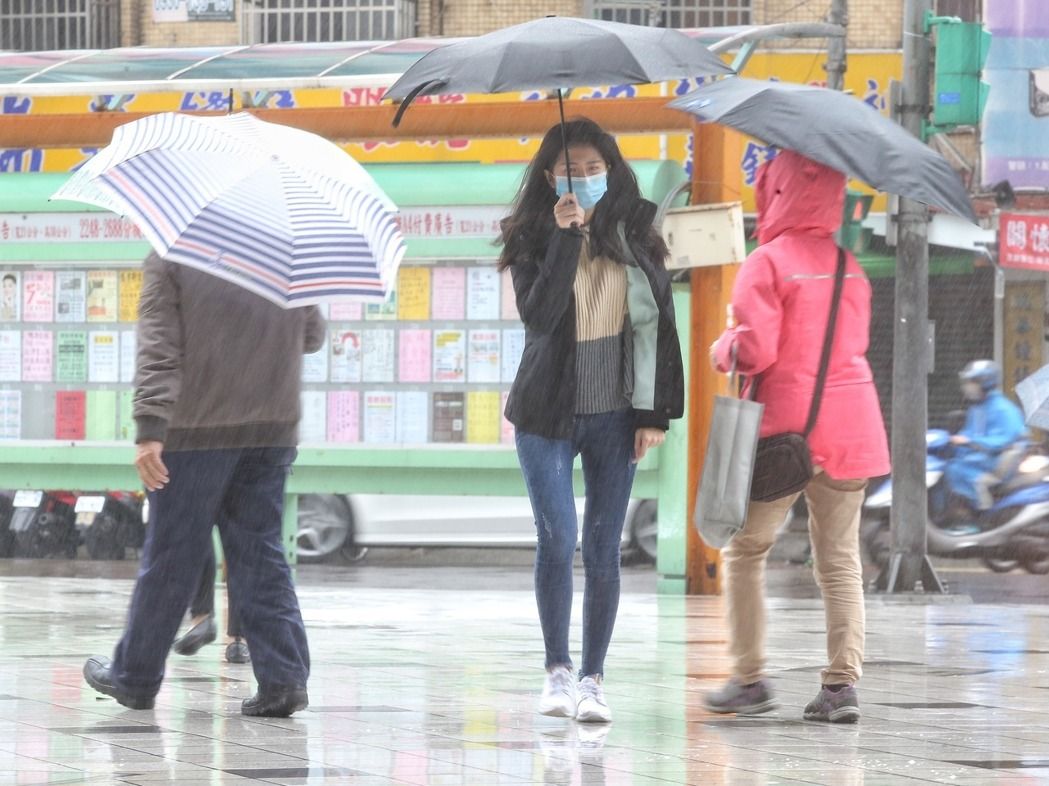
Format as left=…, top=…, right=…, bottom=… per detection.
left=704, top=149, right=891, bottom=724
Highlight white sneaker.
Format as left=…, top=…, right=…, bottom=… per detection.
left=576, top=675, right=612, bottom=723
left=539, top=665, right=577, bottom=718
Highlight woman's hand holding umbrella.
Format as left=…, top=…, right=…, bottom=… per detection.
left=553, top=193, right=585, bottom=230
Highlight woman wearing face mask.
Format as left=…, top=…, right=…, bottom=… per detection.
left=499, top=118, right=684, bottom=724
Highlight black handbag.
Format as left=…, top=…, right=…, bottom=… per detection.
left=749, top=249, right=847, bottom=503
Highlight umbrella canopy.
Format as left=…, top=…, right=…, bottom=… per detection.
left=53, top=112, right=405, bottom=308
left=1015, top=365, right=1049, bottom=431
left=386, top=16, right=732, bottom=195
left=669, top=77, right=977, bottom=223
left=385, top=17, right=733, bottom=107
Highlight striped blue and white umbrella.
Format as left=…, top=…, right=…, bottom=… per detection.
left=53, top=112, right=405, bottom=308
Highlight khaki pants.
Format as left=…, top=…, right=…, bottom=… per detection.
left=723, top=471, right=868, bottom=686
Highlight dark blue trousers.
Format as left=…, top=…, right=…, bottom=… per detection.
left=515, top=408, right=637, bottom=678
left=111, top=447, right=309, bottom=699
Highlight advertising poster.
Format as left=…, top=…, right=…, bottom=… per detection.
left=302, top=337, right=329, bottom=383
left=0, top=271, right=20, bottom=322
left=982, top=0, right=1049, bottom=187
left=363, top=391, right=397, bottom=443
left=326, top=390, right=360, bottom=443
left=0, top=330, right=21, bottom=381
left=466, top=391, right=501, bottom=444
left=56, top=272, right=87, bottom=323
left=300, top=391, right=327, bottom=443
left=432, top=267, right=466, bottom=320
left=365, top=292, right=398, bottom=321
left=362, top=328, right=395, bottom=382
left=86, top=271, right=118, bottom=322
left=86, top=390, right=117, bottom=441
left=397, top=268, right=431, bottom=321
left=55, top=390, right=86, bottom=440
left=433, top=329, right=466, bottom=383
left=466, top=268, right=500, bottom=321
left=120, top=331, right=136, bottom=383
left=329, top=302, right=363, bottom=321
left=501, top=391, right=514, bottom=445
left=119, top=390, right=135, bottom=442
left=432, top=392, right=465, bottom=443
left=398, top=329, right=432, bottom=383
left=119, top=270, right=143, bottom=322
left=501, top=329, right=526, bottom=383
left=56, top=331, right=87, bottom=382
left=330, top=329, right=363, bottom=383
left=395, top=391, right=429, bottom=443
left=501, top=270, right=520, bottom=321
left=22, top=330, right=53, bottom=382
left=467, top=330, right=501, bottom=383
left=0, top=390, right=20, bottom=439
left=22, top=271, right=54, bottom=322
left=88, top=331, right=119, bottom=383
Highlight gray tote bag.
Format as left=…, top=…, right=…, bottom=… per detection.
left=693, top=391, right=764, bottom=549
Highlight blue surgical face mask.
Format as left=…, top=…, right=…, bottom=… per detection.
left=555, top=172, right=608, bottom=210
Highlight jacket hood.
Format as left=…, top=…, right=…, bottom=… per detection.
left=756, top=149, right=846, bottom=245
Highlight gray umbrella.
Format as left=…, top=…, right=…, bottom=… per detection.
left=386, top=16, right=733, bottom=191
left=668, top=77, right=977, bottom=222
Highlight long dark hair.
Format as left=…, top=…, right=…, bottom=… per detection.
left=498, top=118, right=668, bottom=271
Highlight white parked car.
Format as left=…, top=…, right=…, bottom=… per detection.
left=296, top=494, right=658, bottom=565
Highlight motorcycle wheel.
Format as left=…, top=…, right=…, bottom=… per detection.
left=1021, top=553, right=1049, bottom=575
left=85, top=514, right=125, bottom=560
left=17, top=512, right=70, bottom=558
left=981, top=556, right=1020, bottom=573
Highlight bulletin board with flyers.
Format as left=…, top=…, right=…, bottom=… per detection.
left=299, top=261, right=525, bottom=447
left=0, top=159, right=689, bottom=448
left=0, top=259, right=525, bottom=446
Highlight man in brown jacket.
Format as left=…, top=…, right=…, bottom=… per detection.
left=84, top=252, right=325, bottom=717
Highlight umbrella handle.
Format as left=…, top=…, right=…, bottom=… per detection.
left=557, top=89, right=573, bottom=195
left=557, top=89, right=579, bottom=231
left=391, top=79, right=448, bottom=128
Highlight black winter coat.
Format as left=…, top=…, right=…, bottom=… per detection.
left=504, top=214, right=685, bottom=441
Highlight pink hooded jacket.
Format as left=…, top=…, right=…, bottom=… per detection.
left=714, top=150, right=891, bottom=480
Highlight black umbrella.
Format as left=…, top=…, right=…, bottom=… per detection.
left=668, top=76, right=977, bottom=222
left=385, top=16, right=734, bottom=192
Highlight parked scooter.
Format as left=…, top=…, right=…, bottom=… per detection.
left=862, top=429, right=1049, bottom=575
left=75, top=491, right=146, bottom=560
left=9, top=490, right=79, bottom=558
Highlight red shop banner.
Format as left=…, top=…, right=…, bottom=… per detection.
left=1000, top=212, right=1049, bottom=271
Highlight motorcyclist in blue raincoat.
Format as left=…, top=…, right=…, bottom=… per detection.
left=945, top=360, right=1027, bottom=512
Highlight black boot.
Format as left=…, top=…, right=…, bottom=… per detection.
left=83, top=656, right=155, bottom=710
left=242, top=686, right=308, bottom=717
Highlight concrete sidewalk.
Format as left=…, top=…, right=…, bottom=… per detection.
left=0, top=568, right=1047, bottom=785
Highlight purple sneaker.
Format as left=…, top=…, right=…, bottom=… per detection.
left=804, top=684, right=861, bottom=723
left=704, top=678, right=777, bottom=715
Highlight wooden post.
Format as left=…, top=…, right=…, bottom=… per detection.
left=685, top=121, right=743, bottom=595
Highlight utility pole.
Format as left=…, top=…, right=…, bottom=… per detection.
left=882, top=0, right=944, bottom=593
left=825, top=0, right=848, bottom=90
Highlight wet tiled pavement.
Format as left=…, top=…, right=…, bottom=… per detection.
left=1, top=567, right=1048, bottom=785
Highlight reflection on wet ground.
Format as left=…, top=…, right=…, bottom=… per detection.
left=0, top=559, right=1047, bottom=784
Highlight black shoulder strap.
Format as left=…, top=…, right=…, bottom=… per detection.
left=803, top=248, right=848, bottom=436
